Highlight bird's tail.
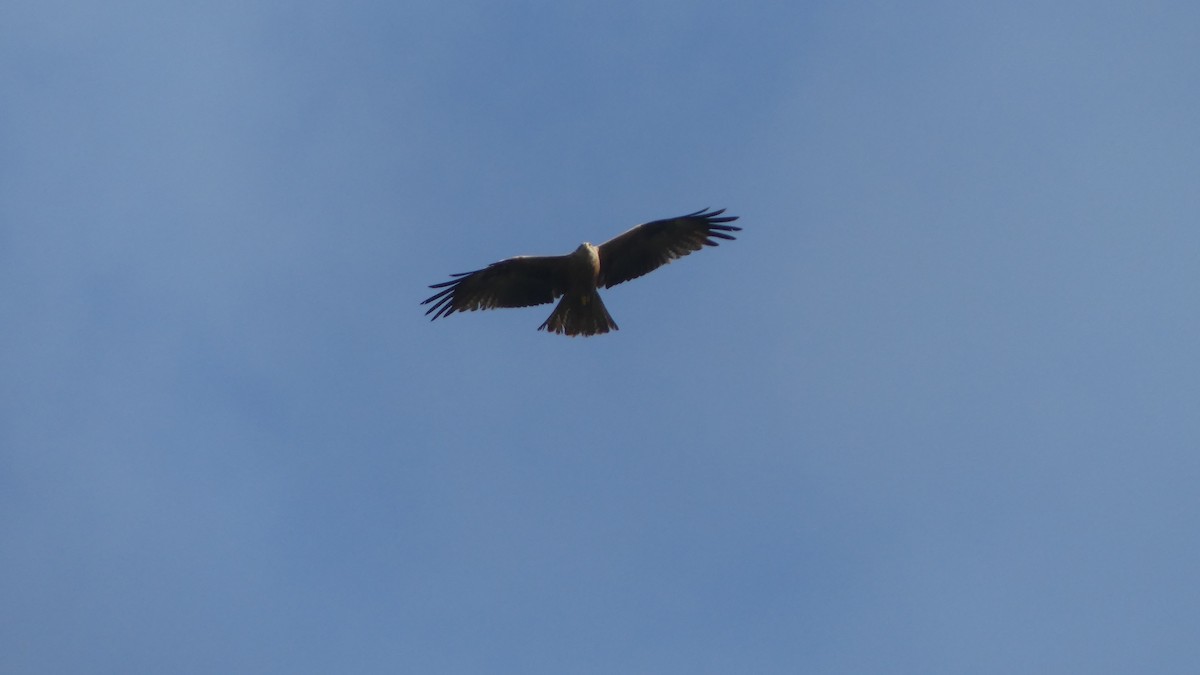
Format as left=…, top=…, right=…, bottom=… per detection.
left=539, top=290, right=618, bottom=337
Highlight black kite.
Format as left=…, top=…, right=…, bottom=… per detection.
left=422, top=208, right=741, bottom=336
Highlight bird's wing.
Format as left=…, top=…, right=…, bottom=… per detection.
left=422, top=255, right=573, bottom=320
left=597, top=208, right=741, bottom=288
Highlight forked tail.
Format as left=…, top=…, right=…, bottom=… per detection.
left=539, top=291, right=618, bottom=336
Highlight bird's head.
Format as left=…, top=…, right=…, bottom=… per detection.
left=572, top=242, right=601, bottom=276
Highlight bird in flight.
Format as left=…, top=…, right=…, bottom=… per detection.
left=422, top=208, right=741, bottom=337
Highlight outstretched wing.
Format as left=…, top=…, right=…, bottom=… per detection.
left=422, top=255, right=572, bottom=320
left=597, top=208, right=741, bottom=288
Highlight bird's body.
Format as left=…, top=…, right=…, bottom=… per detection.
left=537, top=242, right=617, bottom=336
left=422, top=208, right=740, bottom=336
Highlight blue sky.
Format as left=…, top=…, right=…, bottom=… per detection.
left=3, top=1, right=1199, bottom=672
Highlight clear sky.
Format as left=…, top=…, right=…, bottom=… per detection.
left=3, top=1, right=1198, bottom=673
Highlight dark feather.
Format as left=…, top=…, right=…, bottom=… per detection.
left=421, top=255, right=571, bottom=320
left=597, top=208, right=741, bottom=288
